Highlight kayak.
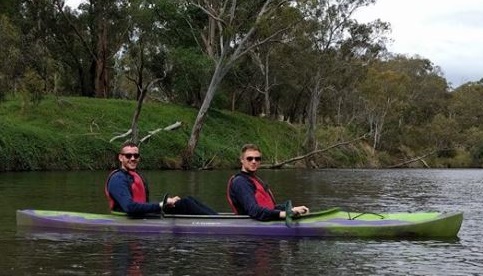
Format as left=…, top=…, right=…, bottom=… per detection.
left=16, top=208, right=463, bottom=238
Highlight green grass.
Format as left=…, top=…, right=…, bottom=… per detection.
left=0, top=96, right=309, bottom=171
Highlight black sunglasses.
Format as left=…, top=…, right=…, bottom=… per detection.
left=246, top=156, right=262, bottom=162
left=121, top=153, right=140, bottom=159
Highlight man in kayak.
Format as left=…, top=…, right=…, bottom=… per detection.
left=105, top=142, right=217, bottom=216
left=227, top=143, right=309, bottom=221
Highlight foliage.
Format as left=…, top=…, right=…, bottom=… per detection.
left=449, top=82, right=483, bottom=129
left=0, top=15, right=21, bottom=101
left=1, top=1, right=483, bottom=169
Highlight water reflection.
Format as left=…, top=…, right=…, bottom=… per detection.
left=3, top=169, right=483, bottom=275
left=15, top=228, right=475, bottom=276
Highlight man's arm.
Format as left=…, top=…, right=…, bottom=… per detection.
left=107, top=172, right=161, bottom=215
left=230, top=176, right=281, bottom=221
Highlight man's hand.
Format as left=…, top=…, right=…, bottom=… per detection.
left=279, top=206, right=309, bottom=218
left=166, top=196, right=181, bottom=206
left=292, top=206, right=309, bottom=216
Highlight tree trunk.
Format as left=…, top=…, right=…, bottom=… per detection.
left=304, top=74, right=322, bottom=153
left=130, top=88, right=146, bottom=143
left=183, top=60, right=229, bottom=168
left=95, top=20, right=109, bottom=98
left=263, top=54, right=271, bottom=117
left=182, top=0, right=287, bottom=168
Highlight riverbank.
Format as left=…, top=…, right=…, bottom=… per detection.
left=1, top=96, right=374, bottom=171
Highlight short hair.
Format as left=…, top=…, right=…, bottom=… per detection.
left=119, top=141, right=138, bottom=153
left=241, top=144, right=261, bottom=155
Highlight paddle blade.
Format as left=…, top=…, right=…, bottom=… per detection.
left=285, top=200, right=293, bottom=228
left=159, top=193, right=169, bottom=218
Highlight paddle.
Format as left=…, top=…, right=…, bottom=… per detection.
left=159, top=193, right=169, bottom=218
left=285, top=200, right=294, bottom=228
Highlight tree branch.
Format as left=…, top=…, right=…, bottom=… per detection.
left=139, top=121, right=183, bottom=143
left=387, top=150, right=441, bottom=168
left=53, top=0, right=97, bottom=61
left=109, top=128, right=133, bottom=143
left=262, top=134, right=368, bottom=169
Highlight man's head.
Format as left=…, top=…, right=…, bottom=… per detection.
left=240, top=144, right=262, bottom=173
left=118, top=142, right=140, bottom=171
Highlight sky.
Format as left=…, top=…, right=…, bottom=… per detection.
left=65, top=0, right=483, bottom=87
left=355, top=0, right=483, bottom=87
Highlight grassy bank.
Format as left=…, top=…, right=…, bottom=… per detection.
left=2, top=96, right=335, bottom=171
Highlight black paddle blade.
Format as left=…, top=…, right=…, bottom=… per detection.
left=285, top=200, right=293, bottom=228
left=160, top=193, right=169, bottom=217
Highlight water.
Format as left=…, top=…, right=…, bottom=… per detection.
left=1, top=169, right=482, bottom=275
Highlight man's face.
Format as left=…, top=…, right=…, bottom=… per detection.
left=241, top=149, right=262, bottom=173
left=119, top=146, right=140, bottom=171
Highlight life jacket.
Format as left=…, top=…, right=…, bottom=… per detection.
left=105, top=169, right=147, bottom=211
left=227, top=173, right=276, bottom=214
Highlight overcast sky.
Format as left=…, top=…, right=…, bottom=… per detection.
left=66, top=0, right=483, bottom=87
left=355, top=0, right=483, bottom=87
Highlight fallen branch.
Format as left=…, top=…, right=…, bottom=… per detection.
left=139, top=121, right=183, bottom=143
left=109, top=122, right=182, bottom=144
left=109, top=129, right=132, bottom=143
left=199, top=154, right=217, bottom=170
left=387, top=150, right=438, bottom=168
left=263, top=134, right=368, bottom=169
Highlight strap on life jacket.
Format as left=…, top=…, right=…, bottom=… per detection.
left=226, top=175, right=238, bottom=214
left=105, top=170, right=119, bottom=210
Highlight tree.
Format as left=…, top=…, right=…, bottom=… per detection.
left=359, top=56, right=449, bottom=153
left=449, top=82, right=483, bottom=130
left=359, top=65, right=410, bottom=150
left=0, top=15, right=21, bottom=101
left=0, top=0, right=21, bottom=18
left=296, top=0, right=389, bottom=155
left=181, top=0, right=297, bottom=168
left=54, top=0, right=129, bottom=97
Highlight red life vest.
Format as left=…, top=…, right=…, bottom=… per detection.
left=105, top=170, right=147, bottom=210
left=227, top=174, right=276, bottom=214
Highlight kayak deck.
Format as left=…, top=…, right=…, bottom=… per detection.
left=16, top=208, right=463, bottom=238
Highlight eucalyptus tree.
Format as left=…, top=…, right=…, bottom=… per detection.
left=444, top=81, right=483, bottom=165
left=247, top=44, right=275, bottom=117
left=17, top=1, right=62, bottom=103
left=181, top=0, right=299, bottom=168
left=54, top=0, right=130, bottom=98
left=0, top=0, right=21, bottom=18
left=295, top=0, right=389, bottom=154
left=116, top=0, right=167, bottom=142
left=358, top=56, right=449, bottom=153
left=0, top=0, right=61, bottom=104
left=449, top=81, right=483, bottom=130
left=243, top=5, right=302, bottom=118
left=450, top=80, right=483, bottom=165
left=117, top=0, right=197, bottom=143
left=391, top=56, right=449, bottom=153
left=0, top=15, right=20, bottom=101
left=224, top=40, right=293, bottom=117
left=358, top=62, right=410, bottom=151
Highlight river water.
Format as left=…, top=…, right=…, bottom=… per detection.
left=1, top=169, right=482, bottom=275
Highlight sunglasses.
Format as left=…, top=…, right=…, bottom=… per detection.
left=246, top=156, right=262, bottom=162
left=121, top=153, right=140, bottom=159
